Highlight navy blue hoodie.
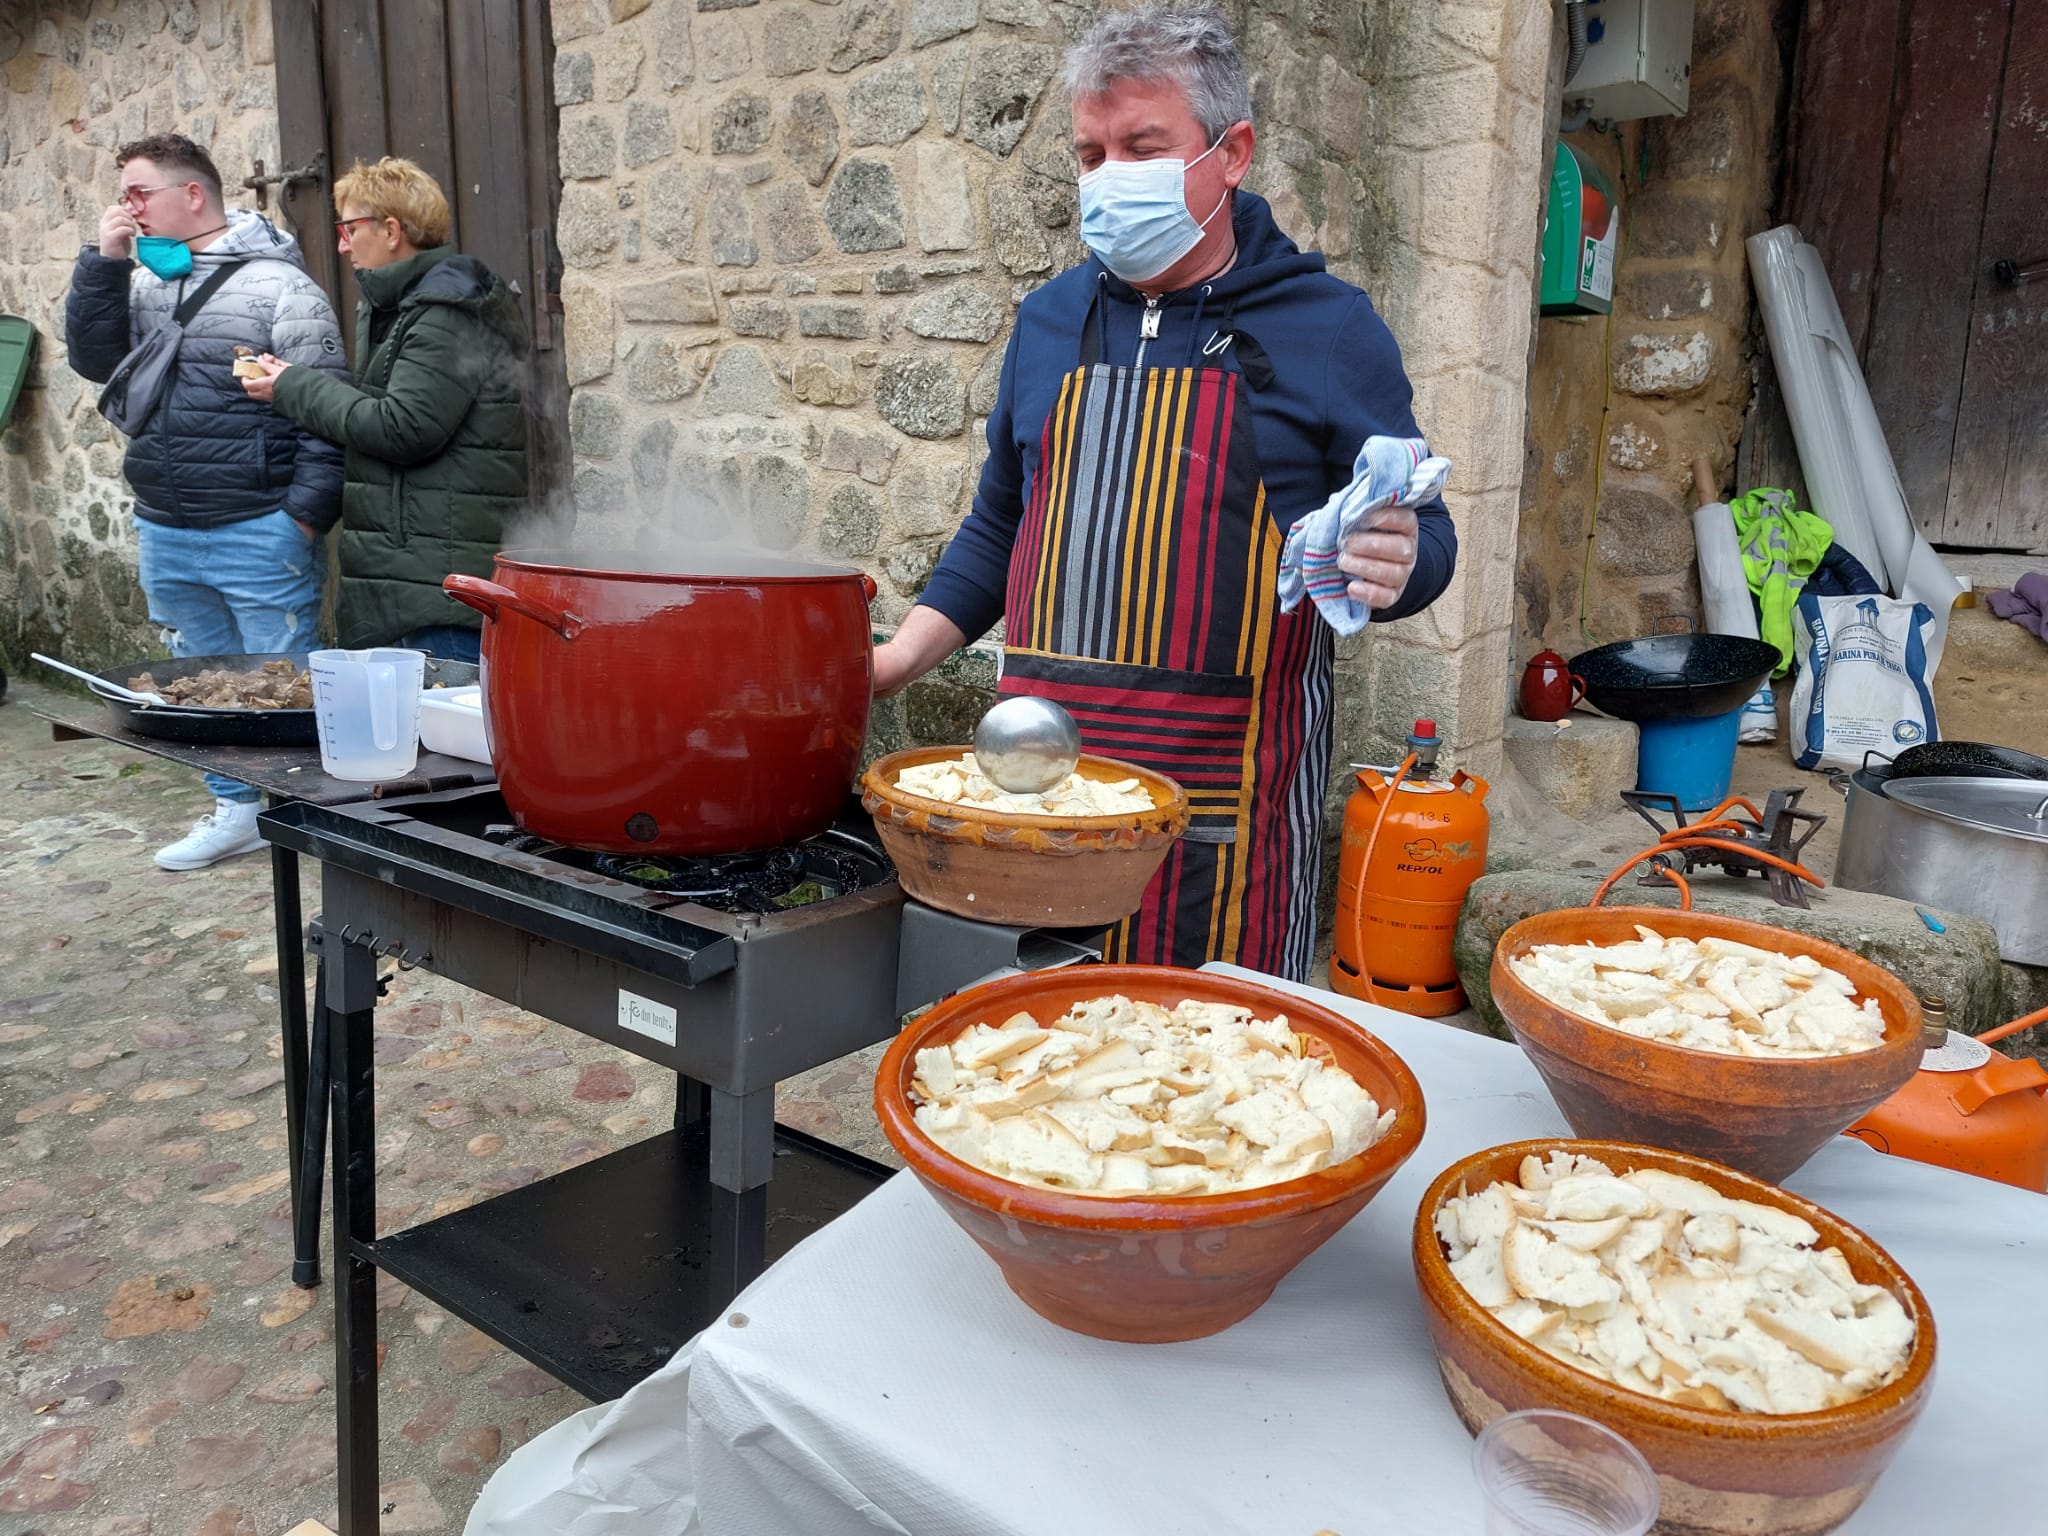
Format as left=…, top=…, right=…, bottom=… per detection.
left=919, top=191, right=1456, bottom=641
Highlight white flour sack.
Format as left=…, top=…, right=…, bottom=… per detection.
left=1789, top=591, right=1939, bottom=771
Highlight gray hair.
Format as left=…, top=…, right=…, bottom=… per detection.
left=1062, top=3, right=1253, bottom=145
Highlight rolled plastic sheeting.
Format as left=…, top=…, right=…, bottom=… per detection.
left=1694, top=498, right=1775, bottom=742
left=1693, top=500, right=1758, bottom=638
left=1745, top=226, right=1961, bottom=676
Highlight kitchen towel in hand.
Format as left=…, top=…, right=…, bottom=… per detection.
left=1277, top=436, right=1452, bottom=637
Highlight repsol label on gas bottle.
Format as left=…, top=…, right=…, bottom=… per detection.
left=1393, top=835, right=1479, bottom=875
left=618, top=988, right=678, bottom=1047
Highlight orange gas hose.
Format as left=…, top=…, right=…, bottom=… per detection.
left=1978, top=1006, right=2048, bottom=1047
left=1352, top=752, right=1420, bottom=1010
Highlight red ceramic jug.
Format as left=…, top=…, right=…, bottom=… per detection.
left=1519, top=650, right=1587, bottom=722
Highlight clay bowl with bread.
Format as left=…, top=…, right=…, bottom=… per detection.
left=875, top=965, right=1426, bottom=1342
left=861, top=746, right=1189, bottom=928
left=1414, top=1138, right=1936, bottom=1536
left=1490, top=908, right=1923, bottom=1184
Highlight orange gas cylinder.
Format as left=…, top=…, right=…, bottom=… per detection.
left=1844, top=1003, right=2048, bottom=1193
left=1330, top=721, right=1490, bottom=1017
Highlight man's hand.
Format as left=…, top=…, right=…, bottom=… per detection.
left=872, top=605, right=969, bottom=700
left=240, top=354, right=290, bottom=404
left=98, top=206, right=139, bottom=260
left=1337, top=503, right=1419, bottom=613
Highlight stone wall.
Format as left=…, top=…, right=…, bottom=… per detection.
left=1343, top=0, right=1550, bottom=781
left=1514, top=0, right=1792, bottom=661
left=0, top=0, right=281, bottom=668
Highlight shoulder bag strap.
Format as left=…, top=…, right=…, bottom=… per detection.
left=171, top=260, right=247, bottom=326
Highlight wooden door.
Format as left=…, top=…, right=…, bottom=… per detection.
left=1780, top=0, right=2048, bottom=550
left=267, top=0, right=569, bottom=502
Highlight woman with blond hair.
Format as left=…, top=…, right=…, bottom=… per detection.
left=242, top=156, right=527, bottom=659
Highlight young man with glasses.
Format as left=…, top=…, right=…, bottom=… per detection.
left=65, top=133, right=351, bottom=870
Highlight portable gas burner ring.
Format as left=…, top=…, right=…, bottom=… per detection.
left=481, top=821, right=893, bottom=914
left=1621, top=787, right=1828, bottom=908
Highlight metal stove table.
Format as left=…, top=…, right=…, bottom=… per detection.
left=259, top=785, right=1099, bottom=1536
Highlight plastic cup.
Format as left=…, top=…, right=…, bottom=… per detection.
left=1473, top=1410, right=1659, bottom=1536
left=310, top=648, right=426, bottom=782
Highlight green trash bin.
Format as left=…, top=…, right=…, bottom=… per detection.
left=0, top=315, right=35, bottom=433
left=0, top=315, right=32, bottom=700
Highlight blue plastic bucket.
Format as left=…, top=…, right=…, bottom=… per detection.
left=1635, top=706, right=1743, bottom=811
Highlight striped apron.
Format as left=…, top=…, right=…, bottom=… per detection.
left=998, top=309, right=1334, bottom=981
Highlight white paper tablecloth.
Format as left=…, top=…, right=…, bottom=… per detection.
left=466, top=965, right=2048, bottom=1536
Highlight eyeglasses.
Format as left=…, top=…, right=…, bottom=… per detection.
left=335, top=216, right=381, bottom=241
left=117, top=183, right=190, bottom=211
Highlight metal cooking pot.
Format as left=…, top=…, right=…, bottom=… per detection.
left=446, top=551, right=877, bottom=855
left=1835, top=769, right=2048, bottom=965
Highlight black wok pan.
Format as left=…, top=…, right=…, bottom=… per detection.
left=89, top=652, right=479, bottom=747
left=1864, top=739, right=2048, bottom=785
left=1567, top=634, right=1781, bottom=723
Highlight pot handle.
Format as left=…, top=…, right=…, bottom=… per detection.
left=859, top=573, right=878, bottom=602
left=1568, top=671, right=1588, bottom=708
left=443, top=574, right=582, bottom=640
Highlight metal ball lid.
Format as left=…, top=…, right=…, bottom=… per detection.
left=973, top=696, right=1082, bottom=795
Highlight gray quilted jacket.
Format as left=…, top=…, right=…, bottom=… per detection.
left=64, top=209, right=349, bottom=531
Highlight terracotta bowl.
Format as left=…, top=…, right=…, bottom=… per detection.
left=861, top=746, right=1190, bottom=927
left=1491, top=907, right=1924, bottom=1184
left=1413, top=1139, right=1937, bottom=1536
left=875, top=965, right=1426, bottom=1342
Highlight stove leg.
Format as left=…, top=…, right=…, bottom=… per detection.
left=675, top=1073, right=709, bottom=1131
left=708, top=1085, right=773, bottom=1300
left=270, top=834, right=313, bottom=1282
left=326, top=932, right=382, bottom=1536
left=293, top=933, right=331, bottom=1288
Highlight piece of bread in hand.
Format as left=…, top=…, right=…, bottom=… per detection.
left=231, top=347, right=266, bottom=380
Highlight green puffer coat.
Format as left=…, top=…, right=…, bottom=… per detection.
left=272, top=247, right=529, bottom=648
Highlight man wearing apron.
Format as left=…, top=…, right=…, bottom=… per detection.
left=875, top=4, right=1457, bottom=983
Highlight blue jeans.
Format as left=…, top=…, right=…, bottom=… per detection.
left=136, top=509, right=326, bottom=802
left=395, top=624, right=481, bottom=664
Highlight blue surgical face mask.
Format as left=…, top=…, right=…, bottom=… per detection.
left=134, top=235, right=195, bottom=281
left=1078, top=138, right=1230, bottom=285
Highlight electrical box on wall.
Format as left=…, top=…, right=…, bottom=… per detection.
left=1541, top=142, right=1619, bottom=316
left=1567, top=0, right=1694, bottom=122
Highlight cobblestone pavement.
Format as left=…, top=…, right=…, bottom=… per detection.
left=0, top=681, right=894, bottom=1536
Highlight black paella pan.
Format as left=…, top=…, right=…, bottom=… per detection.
left=88, top=652, right=479, bottom=747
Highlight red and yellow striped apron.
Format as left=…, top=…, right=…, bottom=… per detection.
left=999, top=338, right=1334, bottom=981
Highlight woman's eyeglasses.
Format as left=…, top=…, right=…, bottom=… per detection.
left=335, top=216, right=380, bottom=241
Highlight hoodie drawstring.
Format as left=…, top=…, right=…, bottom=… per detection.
left=1185, top=285, right=1212, bottom=366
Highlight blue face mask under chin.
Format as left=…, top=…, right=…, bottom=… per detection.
left=134, top=235, right=195, bottom=280
left=1078, top=138, right=1231, bottom=285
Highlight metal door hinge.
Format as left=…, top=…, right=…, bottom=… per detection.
left=243, top=153, right=328, bottom=211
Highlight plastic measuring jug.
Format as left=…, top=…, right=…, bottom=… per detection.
left=310, top=648, right=426, bottom=781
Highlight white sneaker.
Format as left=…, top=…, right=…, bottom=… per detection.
left=155, top=798, right=265, bottom=871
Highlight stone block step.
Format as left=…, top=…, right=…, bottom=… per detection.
left=1501, top=715, right=1639, bottom=822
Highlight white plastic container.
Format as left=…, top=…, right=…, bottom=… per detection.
left=309, top=647, right=425, bottom=781
left=418, top=684, right=491, bottom=765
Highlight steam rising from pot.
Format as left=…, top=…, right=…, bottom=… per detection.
left=499, top=438, right=845, bottom=578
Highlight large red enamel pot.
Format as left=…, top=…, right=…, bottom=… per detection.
left=445, top=551, right=877, bottom=855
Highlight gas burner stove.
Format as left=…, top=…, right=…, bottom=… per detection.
left=481, top=822, right=893, bottom=915
left=1622, top=786, right=1828, bottom=908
